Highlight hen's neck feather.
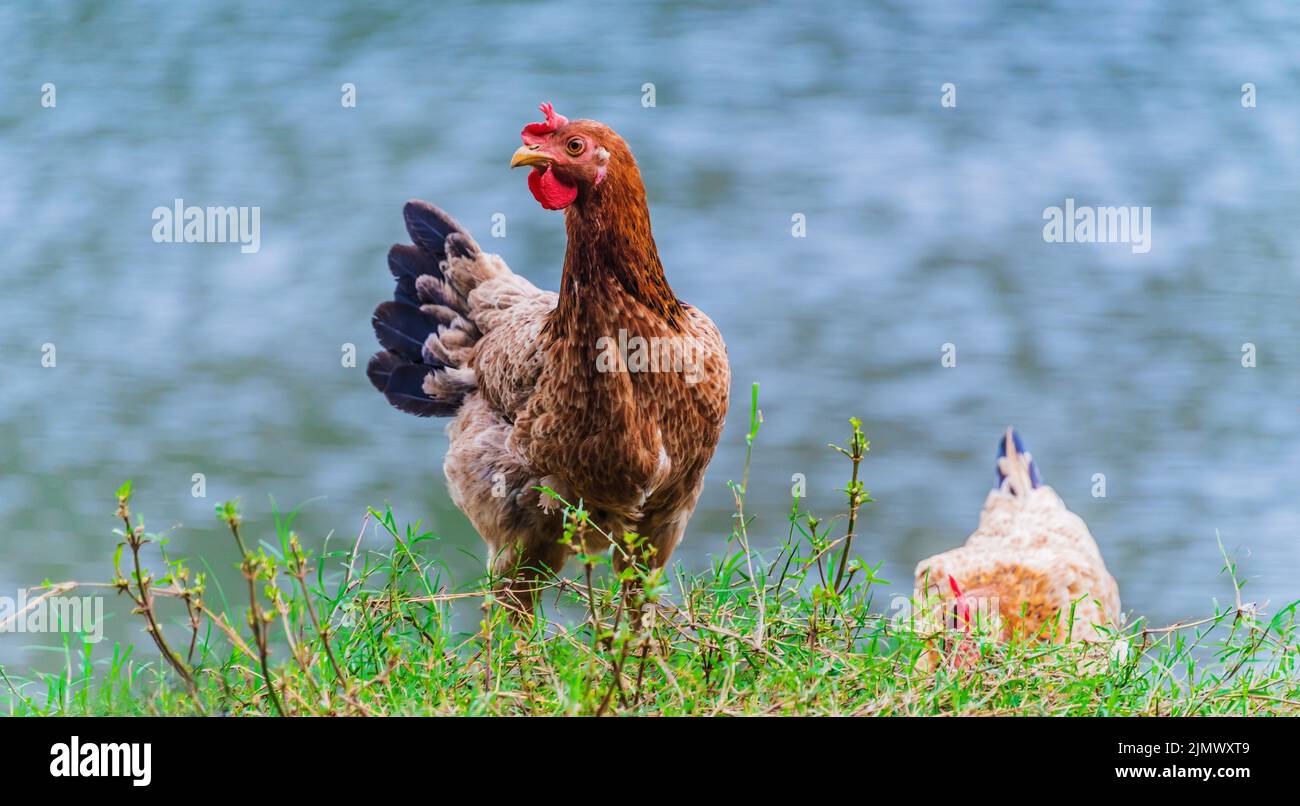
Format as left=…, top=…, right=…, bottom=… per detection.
left=548, top=148, right=683, bottom=337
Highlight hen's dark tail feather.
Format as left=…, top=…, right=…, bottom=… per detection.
left=369, top=200, right=482, bottom=417
left=995, top=427, right=1041, bottom=494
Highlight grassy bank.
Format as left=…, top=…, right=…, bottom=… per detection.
left=3, top=389, right=1298, bottom=716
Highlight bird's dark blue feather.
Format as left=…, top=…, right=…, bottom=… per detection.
left=388, top=243, right=441, bottom=282
left=372, top=300, right=440, bottom=362
left=384, top=364, right=458, bottom=417
left=996, top=428, right=1042, bottom=489
left=394, top=275, right=420, bottom=307
left=366, top=350, right=403, bottom=393
left=404, top=200, right=466, bottom=258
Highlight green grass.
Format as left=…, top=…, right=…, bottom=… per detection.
left=3, top=385, right=1298, bottom=716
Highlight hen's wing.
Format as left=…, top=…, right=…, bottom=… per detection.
left=368, top=201, right=554, bottom=419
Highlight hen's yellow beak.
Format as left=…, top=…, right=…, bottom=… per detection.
left=510, top=145, right=552, bottom=169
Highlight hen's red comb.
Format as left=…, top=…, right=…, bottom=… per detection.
left=521, top=102, right=569, bottom=146
left=948, top=575, right=972, bottom=631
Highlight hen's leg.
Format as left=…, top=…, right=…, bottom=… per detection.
left=444, top=397, right=566, bottom=617
left=488, top=538, right=571, bottom=617
left=612, top=499, right=694, bottom=631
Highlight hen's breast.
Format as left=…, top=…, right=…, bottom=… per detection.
left=513, top=301, right=729, bottom=517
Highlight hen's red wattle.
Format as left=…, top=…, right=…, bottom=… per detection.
left=527, top=167, right=578, bottom=210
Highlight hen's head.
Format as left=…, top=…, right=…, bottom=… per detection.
left=510, top=103, right=623, bottom=210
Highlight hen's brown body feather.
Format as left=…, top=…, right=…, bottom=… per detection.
left=370, top=116, right=730, bottom=605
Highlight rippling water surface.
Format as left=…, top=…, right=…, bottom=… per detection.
left=2, top=1, right=1298, bottom=664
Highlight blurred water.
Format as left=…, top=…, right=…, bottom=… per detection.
left=2, top=1, right=1299, bottom=666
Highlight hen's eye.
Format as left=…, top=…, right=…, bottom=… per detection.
left=565, top=138, right=584, bottom=155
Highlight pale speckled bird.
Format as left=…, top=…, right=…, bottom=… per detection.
left=914, top=428, right=1121, bottom=643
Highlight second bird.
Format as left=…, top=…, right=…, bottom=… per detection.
left=914, top=429, right=1122, bottom=643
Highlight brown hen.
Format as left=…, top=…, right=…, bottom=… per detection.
left=368, top=104, right=730, bottom=611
